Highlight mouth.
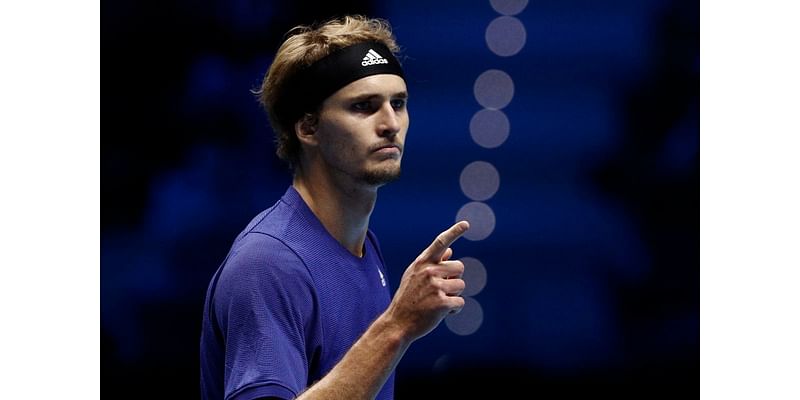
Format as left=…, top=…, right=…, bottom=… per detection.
left=372, top=144, right=402, bottom=155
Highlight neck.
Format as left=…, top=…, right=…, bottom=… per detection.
left=292, top=166, right=378, bottom=258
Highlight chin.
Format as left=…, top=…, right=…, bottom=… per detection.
left=361, top=165, right=401, bottom=186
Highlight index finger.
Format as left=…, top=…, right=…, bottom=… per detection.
left=420, top=221, right=470, bottom=262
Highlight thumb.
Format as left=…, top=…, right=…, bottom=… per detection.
left=441, top=247, right=453, bottom=262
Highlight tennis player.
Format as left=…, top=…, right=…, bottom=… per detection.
left=200, top=15, right=469, bottom=400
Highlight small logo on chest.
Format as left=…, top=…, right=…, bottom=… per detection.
left=377, top=267, right=386, bottom=287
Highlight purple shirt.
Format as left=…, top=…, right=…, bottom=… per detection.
left=200, top=186, right=393, bottom=399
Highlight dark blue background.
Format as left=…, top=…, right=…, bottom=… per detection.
left=102, top=0, right=698, bottom=397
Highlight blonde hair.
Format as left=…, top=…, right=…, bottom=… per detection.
left=255, top=15, right=401, bottom=169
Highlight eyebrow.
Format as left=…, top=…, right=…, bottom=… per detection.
left=347, top=91, right=409, bottom=102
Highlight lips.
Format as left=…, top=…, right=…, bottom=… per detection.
left=372, top=144, right=402, bottom=153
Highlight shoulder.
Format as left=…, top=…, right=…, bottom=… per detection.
left=231, top=231, right=298, bottom=263
left=218, top=232, right=312, bottom=293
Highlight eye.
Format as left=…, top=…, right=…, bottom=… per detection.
left=390, top=99, right=406, bottom=110
left=352, top=101, right=373, bottom=112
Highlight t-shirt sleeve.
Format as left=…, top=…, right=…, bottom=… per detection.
left=213, top=233, right=319, bottom=400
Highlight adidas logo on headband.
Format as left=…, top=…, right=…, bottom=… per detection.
left=361, top=49, right=389, bottom=66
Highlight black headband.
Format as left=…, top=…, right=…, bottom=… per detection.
left=274, top=41, right=405, bottom=127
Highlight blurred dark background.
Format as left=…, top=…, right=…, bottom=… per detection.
left=102, top=0, right=698, bottom=397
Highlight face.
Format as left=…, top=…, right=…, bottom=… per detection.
left=313, top=74, right=409, bottom=187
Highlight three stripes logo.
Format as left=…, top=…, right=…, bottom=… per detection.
left=362, top=49, right=389, bottom=66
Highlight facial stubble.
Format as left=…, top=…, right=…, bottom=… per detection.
left=360, top=161, right=401, bottom=186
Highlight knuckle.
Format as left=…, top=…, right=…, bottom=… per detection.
left=453, top=296, right=465, bottom=308
left=455, top=261, right=465, bottom=274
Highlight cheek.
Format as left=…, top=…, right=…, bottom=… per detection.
left=318, top=114, right=376, bottom=157
left=400, top=115, right=410, bottom=138
left=320, top=124, right=362, bottom=159
left=319, top=118, right=348, bottom=149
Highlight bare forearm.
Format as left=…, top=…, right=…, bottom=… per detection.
left=297, top=314, right=410, bottom=400
left=296, top=222, right=469, bottom=399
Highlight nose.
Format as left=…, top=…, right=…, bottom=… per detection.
left=376, top=102, right=402, bottom=138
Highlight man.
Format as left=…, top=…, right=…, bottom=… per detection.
left=200, top=15, right=469, bottom=400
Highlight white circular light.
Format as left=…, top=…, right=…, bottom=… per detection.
left=460, top=161, right=500, bottom=201
left=490, top=0, right=529, bottom=16
left=445, top=296, right=483, bottom=336
left=456, top=202, right=496, bottom=241
left=460, top=257, right=487, bottom=296
left=473, top=69, right=514, bottom=110
left=485, top=16, right=526, bottom=57
left=470, top=109, right=510, bottom=148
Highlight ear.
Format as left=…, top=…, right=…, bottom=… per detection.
left=295, top=113, right=319, bottom=147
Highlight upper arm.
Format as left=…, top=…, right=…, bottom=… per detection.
left=214, top=234, right=319, bottom=400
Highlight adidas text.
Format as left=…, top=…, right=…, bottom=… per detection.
left=362, top=58, right=389, bottom=66
left=362, top=49, right=389, bottom=66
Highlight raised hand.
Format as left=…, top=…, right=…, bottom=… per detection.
left=385, top=221, right=470, bottom=342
